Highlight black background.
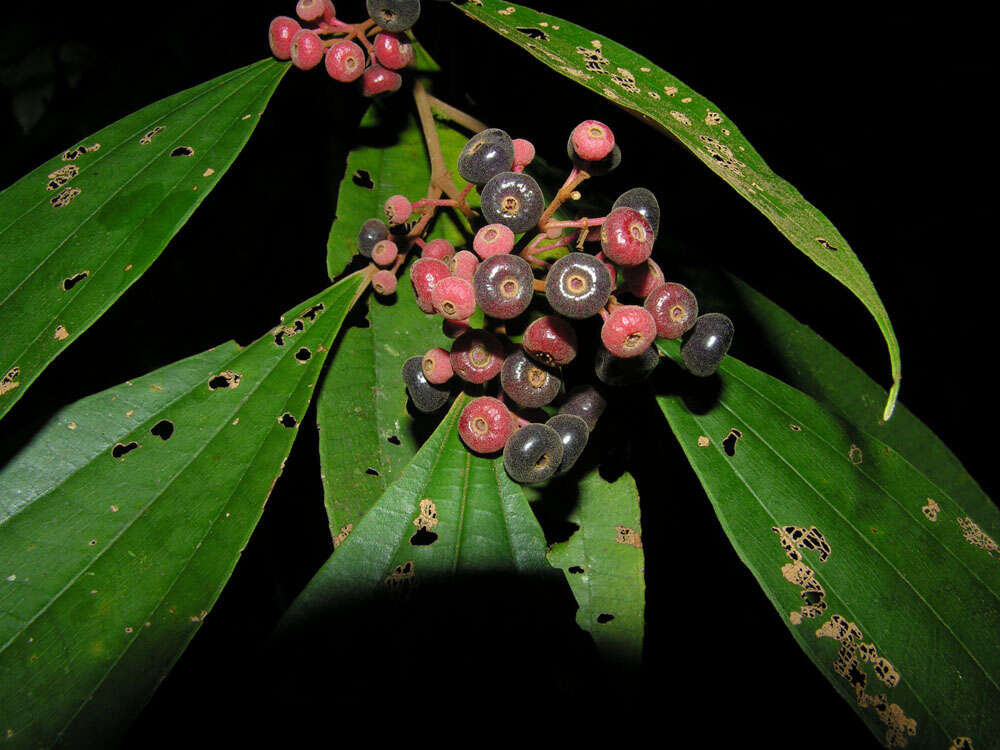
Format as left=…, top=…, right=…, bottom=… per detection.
left=0, top=1, right=993, bottom=746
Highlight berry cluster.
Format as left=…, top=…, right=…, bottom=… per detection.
left=268, top=1, right=442, bottom=95
left=354, top=117, right=733, bottom=484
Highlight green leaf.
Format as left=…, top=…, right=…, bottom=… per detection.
left=0, top=59, right=288, bottom=422
left=318, top=107, right=470, bottom=537
left=284, top=393, right=551, bottom=628
left=457, top=0, right=900, bottom=421
left=0, top=270, right=368, bottom=748
left=653, top=340, right=1000, bottom=748
left=544, top=467, right=645, bottom=667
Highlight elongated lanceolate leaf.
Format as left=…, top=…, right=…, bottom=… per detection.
left=0, top=269, right=368, bottom=748
left=0, top=59, right=288, bottom=421
left=319, top=108, right=471, bottom=537
left=653, top=340, right=1000, bottom=748
left=458, top=0, right=900, bottom=421
left=544, top=467, right=645, bottom=666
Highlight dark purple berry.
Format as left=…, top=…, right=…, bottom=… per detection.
left=366, top=0, right=420, bottom=32
left=544, top=252, right=612, bottom=319
left=594, top=344, right=659, bottom=386
left=357, top=218, right=389, bottom=258
left=645, top=282, right=698, bottom=339
left=503, top=423, right=563, bottom=484
left=522, top=315, right=578, bottom=366
left=450, top=329, right=504, bottom=383
left=480, top=172, right=544, bottom=234
left=681, top=313, right=734, bottom=377
left=473, top=254, right=533, bottom=320
left=566, top=134, right=621, bottom=175
left=558, top=385, right=606, bottom=432
left=458, top=129, right=515, bottom=185
left=500, top=349, right=561, bottom=408
left=612, top=187, right=660, bottom=237
left=546, top=413, right=589, bottom=476
left=402, top=356, right=450, bottom=412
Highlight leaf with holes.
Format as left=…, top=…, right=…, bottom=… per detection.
left=0, top=269, right=368, bottom=747
left=652, top=339, right=1000, bottom=748
left=318, top=107, right=471, bottom=537
left=0, top=59, right=288, bottom=422
left=544, top=466, right=644, bottom=667
left=457, top=0, right=900, bottom=421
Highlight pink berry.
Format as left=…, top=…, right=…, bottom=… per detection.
left=373, top=32, right=414, bottom=70
left=422, top=238, right=455, bottom=263
left=268, top=16, right=301, bottom=60
left=372, top=239, right=398, bottom=267
left=458, top=396, right=514, bottom=454
left=644, top=282, right=698, bottom=339
left=450, top=330, right=504, bottom=384
left=442, top=318, right=471, bottom=339
left=522, top=315, right=578, bottom=367
left=450, top=250, right=479, bottom=282
left=473, top=223, right=515, bottom=259
left=431, top=276, right=476, bottom=320
left=372, top=269, right=398, bottom=295
left=601, top=305, right=657, bottom=358
left=600, top=206, right=654, bottom=266
left=422, top=347, right=453, bottom=384
left=512, top=138, right=535, bottom=169
left=326, top=40, right=365, bottom=83
left=409, top=257, right=450, bottom=313
left=296, top=0, right=325, bottom=21
left=571, top=120, right=615, bottom=162
left=362, top=65, right=402, bottom=97
left=322, top=0, right=337, bottom=22
left=594, top=252, right=619, bottom=289
left=290, top=29, right=324, bottom=70
left=384, top=194, right=412, bottom=225
left=624, top=259, right=665, bottom=299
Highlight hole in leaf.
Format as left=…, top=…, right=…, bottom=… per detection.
left=170, top=146, right=194, bottom=157
left=279, top=413, right=297, bottom=428
left=596, top=613, right=615, bottom=624
left=722, top=428, right=742, bottom=457
left=112, top=441, right=139, bottom=459
left=568, top=566, right=584, bottom=574
left=387, top=435, right=401, bottom=445
left=352, top=169, right=374, bottom=189
left=301, top=304, right=324, bottom=321
left=516, top=26, right=550, bottom=41
left=208, top=371, right=241, bottom=390
left=409, top=528, right=439, bottom=546
left=150, top=419, right=174, bottom=440
left=63, top=271, right=89, bottom=291
left=295, top=347, right=312, bottom=362
left=365, top=467, right=380, bottom=476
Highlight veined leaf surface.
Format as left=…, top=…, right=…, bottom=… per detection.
left=458, top=0, right=900, bottom=420
left=0, top=59, right=288, bottom=421
left=0, top=270, right=367, bottom=747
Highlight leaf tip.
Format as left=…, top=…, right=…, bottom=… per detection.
left=882, top=379, right=901, bottom=422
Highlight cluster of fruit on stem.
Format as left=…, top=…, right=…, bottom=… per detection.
left=268, top=1, right=444, bottom=95
left=349, top=91, right=733, bottom=483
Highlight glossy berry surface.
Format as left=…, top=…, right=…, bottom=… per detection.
left=421, top=347, right=453, bottom=384
left=290, top=30, right=324, bottom=70
left=600, top=206, right=654, bottom=267
left=546, top=414, right=589, bottom=476
left=402, top=356, right=450, bottom=413
left=645, top=282, right=698, bottom=339
left=681, top=313, right=734, bottom=377
left=383, top=194, right=412, bottom=225
left=373, top=32, right=414, bottom=69
left=500, top=349, right=562, bottom=408
left=459, top=396, right=513, bottom=454
left=450, top=329, right=504, bottom=383
left=503, top=424, right=563, bottom=484
left=595, top=345, right=659, bottom=386
left=512, top=138, right=535, bottom=169
left=366, top=0, right=421, bottom=32
left=473, top=254, right=533, bottom=320
left=601, top=305, right=656, bottom=358
left=362, top=65, right=402, bottom=97
left=325, top=40, right=365, bottom=82
left=268, top=16, right=301, bottom=60
left=449, top=250, right=478, bottom=281
left=473, top=223, right=515, bottom=258
left=371, top=239, right=398, bottom=267
left=296, top=0, right=325, bottom=21
left=357, top=218, right=389, bottom=258
left=522, top=315, right=578, bottom=367
left=545, top=252, right=613, bottom=319
left=422, top=238, right=455, bottom=262
left=409, top=257, right=450, bottom=313
left=623, top=259, right=664, bottom=299
left=431, top=276, right=476, bottom=320
left=442, top=318, right=470, bottom=339
left=372, top=269, right=398, bottom=295
left=559, top=385, right=606, bottom=432
left=480, top=172, right=544, bottom=234
left=613, top=187, right=660, bottom=237
left=570, top=120, right=615, bottom=162
left=457, top=129, right=514, bottom=185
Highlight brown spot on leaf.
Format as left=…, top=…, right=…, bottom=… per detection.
left=697, top=436, right=710, bottom=447
left=50, top=187, right=81, bottom=208
left=385, top=560, right=415, bottom=595
left=789, top=424, right=801, bottom=432
left=139, top=126, right=164, bottom=145
left=46, top=164, right=79, bottom=190
left=1, top=367, right=21, bottom=396
left=773, top=525, right=831, bottom=623
left=615, top=525, right=642, bottom=548
left=53, top=325, right=69, bottom=340
left=950, top=739, right=974, bottom=750
left=332, top=524, right=354, bottom=548
left=848, top=444, right=863, bottom=465
left=957, top=516, right=1000, bottom=559
left=921, top=498, right=940, bottom=522
left=816, top=237, right=839, bottom=252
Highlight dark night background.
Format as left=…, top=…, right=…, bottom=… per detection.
left=0, top=1, right=993, bottom=746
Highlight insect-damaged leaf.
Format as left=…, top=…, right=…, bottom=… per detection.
left=0, top=59, right=288, bottom=422
left=457, top=0, right=900, bottom=422
left=653, top=339, right=1000, bottom=748
left=0, top=270, right=367, bottom=747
